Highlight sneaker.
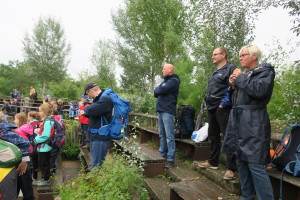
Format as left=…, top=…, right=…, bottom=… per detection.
left=32, top=178, right=38, bottom=186
left=82, top=143, right=90, bottom=149
left=198, top=162, right=218, bottom=170
left=36, top=179, right=51, bottom=186
left=223, top=170, right=235, bottom=180
left=165, top=161, right=174, bottom=168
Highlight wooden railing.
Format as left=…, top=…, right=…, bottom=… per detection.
left=129, top=112, right=158, bottom=129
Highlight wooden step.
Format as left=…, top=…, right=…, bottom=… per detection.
left=113, top=139, right=166, bottom=178
left=144, top=178, right=171, bottom=200
left=193, top=161, right=241, bottom=195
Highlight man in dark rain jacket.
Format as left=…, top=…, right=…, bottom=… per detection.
left=222, top=45, right=275, bottom=200
left=154, top=63, right=180, bottom=169
left=199, top=47, right=237, bottom=180
left=80, top=82, right=113, bottom=169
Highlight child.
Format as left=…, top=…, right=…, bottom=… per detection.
left=27, top=111, right=41, bottom=185
left=34, top=104, right=54, bottom=186
left=57, top=99, right=64, bottom=120
left=69, top=100, right=78, bottom=119
left=0, top=112, right=31, bottom=200
left=14, top=112, right=35, bottom=199
left=78, top=95, right=90, bottom=148
left=1, top=99, right=11, bottom=120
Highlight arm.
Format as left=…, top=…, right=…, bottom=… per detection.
left=84, top=96, right=112, bottom=117
left=34, top=120, right=54, bottom=144
left=154, top=78, right=179, bottom=98
left=235, top=70, right=274, bottom=99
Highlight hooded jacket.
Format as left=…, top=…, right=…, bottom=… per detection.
left=154, top=74, right=180, bottom=116
left=84, top=89, right=113, bottom=141
left=221, top=63, right=275, bottom=165
left=0, top=121, right=31, bottom=161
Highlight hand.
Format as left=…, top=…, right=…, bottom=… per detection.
left=219, top=105, right=223, bottom=108
left=229, top=74, right=237, bottom=88
left=233, top=68, right=242, bottom=77
left=80, top=110, right=84, bottom=116
left=17, top=162, right=27, bottom=176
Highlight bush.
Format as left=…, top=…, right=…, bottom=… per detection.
left=61, top=143, right=80, bottom=160
left=56, top=153, right=148, bottom=199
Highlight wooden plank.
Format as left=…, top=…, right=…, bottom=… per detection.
left=79, top=147, right=92, bottom=168
left=268, top=168, right=300, bottom=187
left=113, top=139, right=165, bottom=163
left=170, top=180, right=220, bottom=200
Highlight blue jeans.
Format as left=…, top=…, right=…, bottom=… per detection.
left=238, top=160, right=274, bottom=200
left=90, top=139, right=111, bottom=168
left=158, top=112, right=175, bottom=162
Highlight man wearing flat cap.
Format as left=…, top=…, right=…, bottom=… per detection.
left=80, top=82, right=113, bottom=169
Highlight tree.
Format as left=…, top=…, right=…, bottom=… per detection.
left=90, top=39, right=117, bottom=89
left=23, top=16, right=71, bottom=96
left=112, top=0, right=188, bottom=93
left=260, top=0, right=300, bottom=36
left=186, top=0, right=261, bottom=104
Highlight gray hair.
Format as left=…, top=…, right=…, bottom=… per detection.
left=239, top=44, right=262, bottom=62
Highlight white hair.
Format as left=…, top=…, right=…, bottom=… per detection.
left=239, top=44, right=262, bottom=62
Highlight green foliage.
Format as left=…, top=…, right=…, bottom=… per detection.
left=57, top=123, right=148, bottom=200
left=61, top=143, right=80, bottom=160
left=23, top=16, right=71, bottom=96
left=91, top=39, right=117, bottom=88
left=112, top=0, right=188, bottom=92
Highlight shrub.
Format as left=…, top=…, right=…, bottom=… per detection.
left=61, top=143, right=80, bottom=160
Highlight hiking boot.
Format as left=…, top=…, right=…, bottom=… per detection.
left=165, top=161, right=174, bottom=168
left=198, top=162, right=218, bottom=170
left=36, top=179, right=51, bottom=186
left=223, top=170, right=235, bottom=180
left=82, top=143, right=90, bottom=149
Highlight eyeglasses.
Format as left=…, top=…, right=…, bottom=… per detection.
left=212, top=53, right=223, bottom=57
left=239, top=54, right=250, bottom=58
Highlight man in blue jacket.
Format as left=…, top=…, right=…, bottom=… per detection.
left=222, top=45, right=275, bottom=199
left=199, top=47, right=237, bottom=180
left=154, top=63, right=180, bottom=168
left=80, top=82, right=113, bottom=169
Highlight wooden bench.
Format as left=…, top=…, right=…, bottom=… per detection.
left=113, top=138, right=165, bottom=178
left=128, top=122, right=210, bottom=161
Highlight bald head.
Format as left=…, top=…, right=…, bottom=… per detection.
left=162, top=64, right=174, bottom=77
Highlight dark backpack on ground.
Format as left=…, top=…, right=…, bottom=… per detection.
left=271, top=123, right=300, bottom=176
left=175, top=105, right=196, bottom=139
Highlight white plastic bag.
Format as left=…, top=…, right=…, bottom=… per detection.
left=191, top=123, right=209, bottom=143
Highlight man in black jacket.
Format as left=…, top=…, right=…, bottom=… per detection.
left=154, top=63, right=180, bottom=168
left=199, top=47, right=237, bottom=180
left=80, top=82, right=113, bottom=169
left=222, top=45, right=274, bottom=199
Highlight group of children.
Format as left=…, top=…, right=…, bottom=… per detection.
left=0, top=103, right=63, bottom=199
left=0, top=94, right=91, bottom=199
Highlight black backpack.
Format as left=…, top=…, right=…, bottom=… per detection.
left=175, top=105, right=195, bottom=139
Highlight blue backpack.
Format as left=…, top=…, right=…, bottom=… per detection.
left=271, top=123, right=300, bottom=200
left=97, top=88, right=131, bottom=140
left=271, top=123, right=300, bottom=176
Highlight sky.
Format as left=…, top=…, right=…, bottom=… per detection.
left=0, top=0, right=299, bottom=79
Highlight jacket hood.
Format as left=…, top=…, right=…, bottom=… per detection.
left=0, top=121, right=17, bottom=130
left=251, top=63, right=274, bottom=75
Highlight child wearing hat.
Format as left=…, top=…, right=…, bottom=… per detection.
left=78, top=95, right=90, bottom=148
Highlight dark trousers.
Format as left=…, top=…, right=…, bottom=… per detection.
left=80, top=124, right=89, bottom=144
left=208, top=107, right=236, bottom=171
left=39, top=151, right=51, bottom=181
left=31, top=152, right=38, bottom=179
left=17, top=165, right=35, bottom=200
